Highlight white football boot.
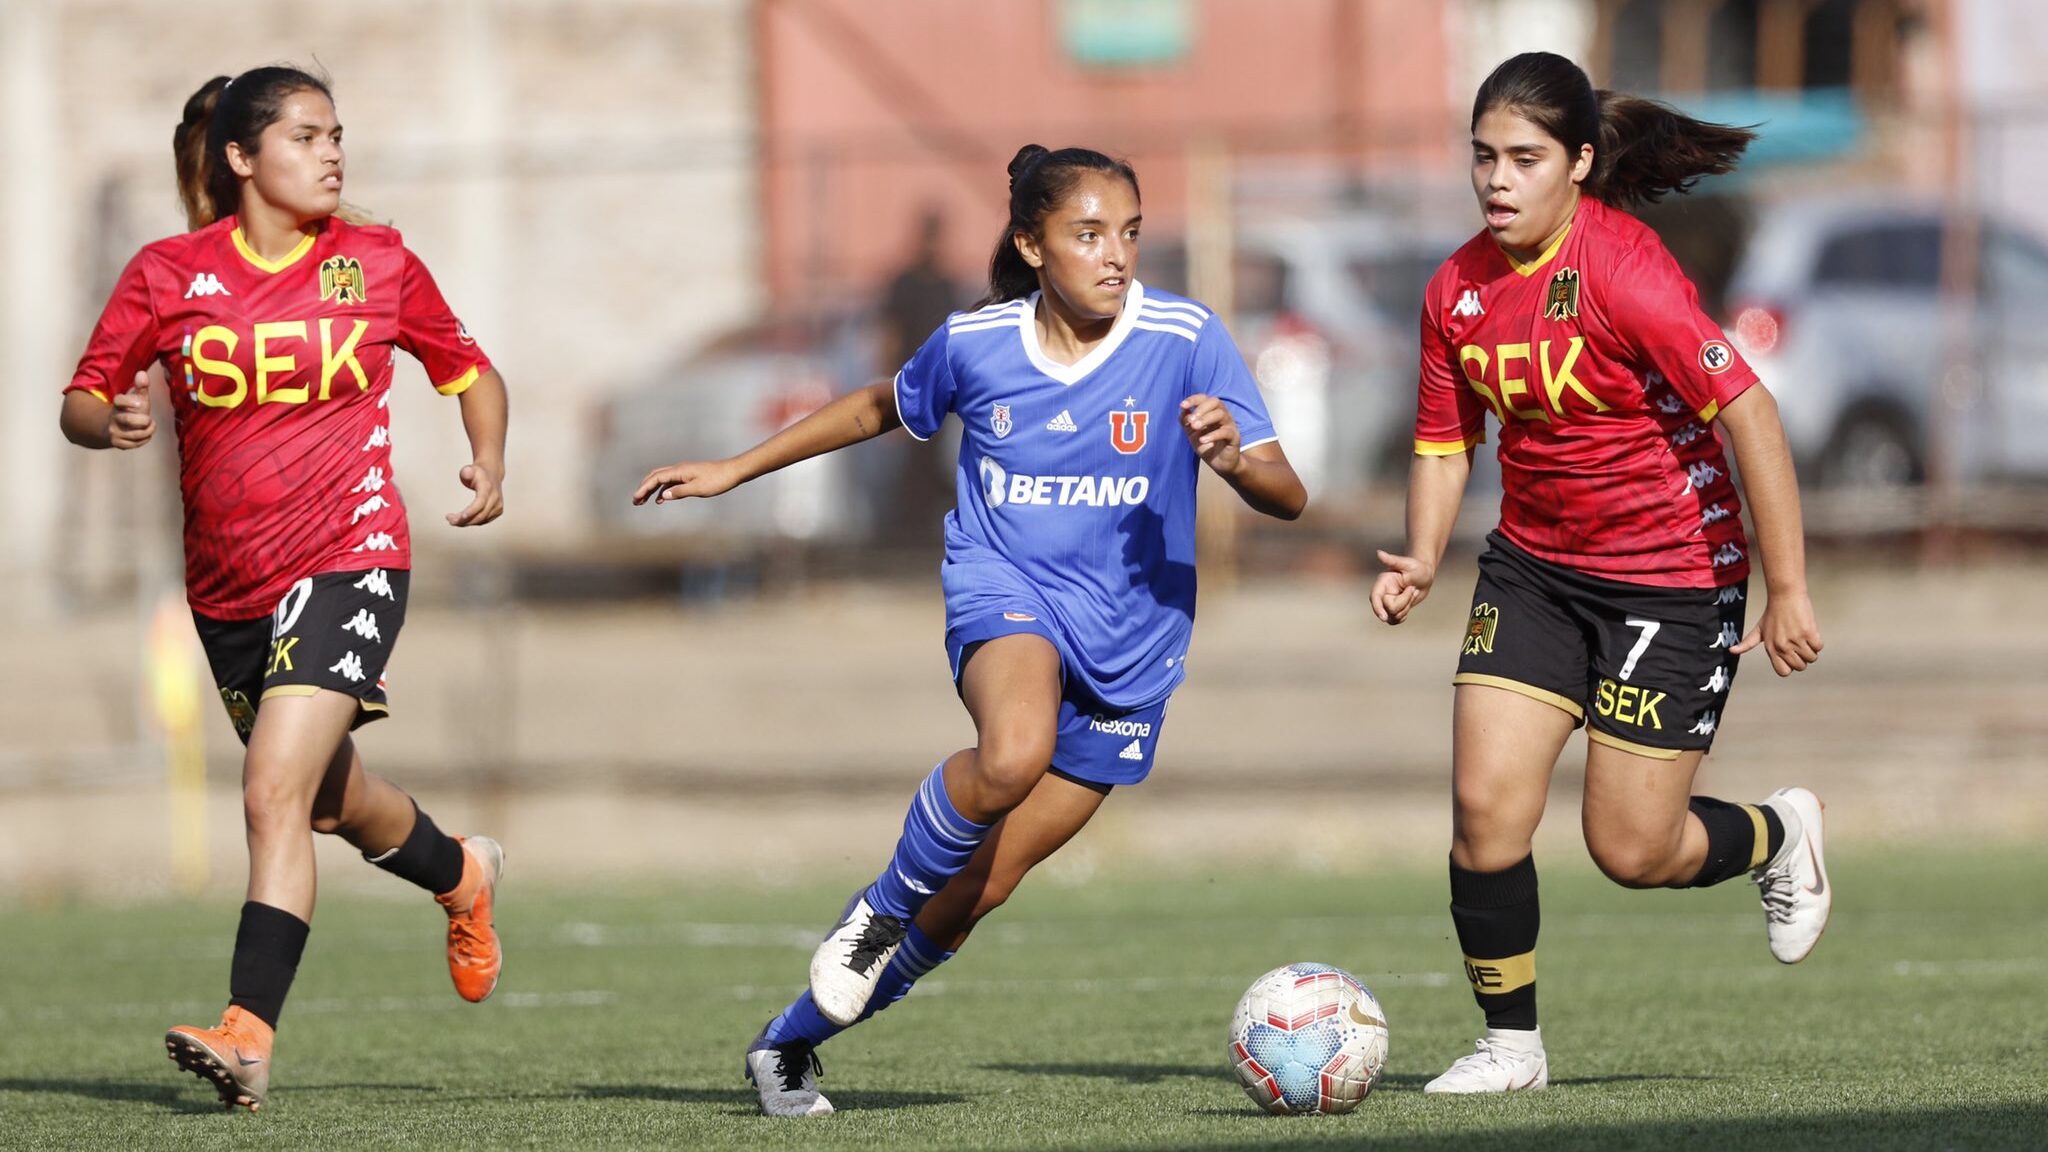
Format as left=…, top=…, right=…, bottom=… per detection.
left=1424, top=1028, right=1549, bottom=1094
left=744, top=1034, right=832, bottom=1118
left=808, top=895, right=907, bottom=1026
left=1753, top=786, right=1831, bottom=963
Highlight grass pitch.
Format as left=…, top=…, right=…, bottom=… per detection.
left=2, top=845, right=2043, bottom=1150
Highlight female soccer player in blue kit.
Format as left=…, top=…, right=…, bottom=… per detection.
left=634, top=144, right=1306, bottom=1116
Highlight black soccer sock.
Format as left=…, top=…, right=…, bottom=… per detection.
left=1448, top=853, right=1540, bottom=1031
left=364, top=801, right=467, bottom=896
left=1685, top=796, right=1785, bottom=887
left=228, top=901, right=310, bottom=1030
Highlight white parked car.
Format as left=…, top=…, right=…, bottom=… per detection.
left=1721, top=194, right=2048, bottom=486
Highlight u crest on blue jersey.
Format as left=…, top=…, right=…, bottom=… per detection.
left=991, top=403, right=1013, bottom=439
left=1109, top=410, right=1149, bottom=454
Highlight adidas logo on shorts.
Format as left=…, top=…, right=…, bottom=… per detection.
left=1046, top=409, right=1079, bottom=433
left=1118, top=739, right=1143, bottom=761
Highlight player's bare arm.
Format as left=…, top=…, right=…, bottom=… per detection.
left=59, top=372, right=154, bottom=451
left=1717, top=385, right=1823, bottom=676
left=448, top=368, right=508, bottom=527
left=1179, top=394, right=1305, bottom=520
left=635, top=379, right=903, bottom=505
left=1372, top=449, right=1471, bottom=625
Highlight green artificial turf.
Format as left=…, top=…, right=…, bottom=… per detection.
left=2, top=846, right=2042, bottom=1150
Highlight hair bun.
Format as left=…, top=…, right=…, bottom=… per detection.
left=1007, top=144, right=1050, bottom=184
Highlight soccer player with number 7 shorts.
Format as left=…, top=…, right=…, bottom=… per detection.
left=59, top=66, right=510, bottom=1112
left=636, top=144, right=1307, bottom=1117
left=1371, top=52, right=1832, bottom=1095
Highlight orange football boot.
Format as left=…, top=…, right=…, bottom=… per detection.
left=436, top=835, right=504, bottom=1002
left=165, top=1005, right=274, bottom=1111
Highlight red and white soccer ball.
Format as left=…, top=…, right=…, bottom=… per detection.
left=1227, top=962, right=1389, bottom=1115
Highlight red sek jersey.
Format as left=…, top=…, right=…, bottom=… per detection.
left=67, top=216, right=491, bottom=618
left=1414, top=196, right=1755, bottom=588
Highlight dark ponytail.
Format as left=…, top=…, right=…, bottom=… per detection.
left=173, top=64, right=337, bottom=231
left=974, top=143, right=1141, bottom=309
left=1472, top=52, right=1754, bottom=209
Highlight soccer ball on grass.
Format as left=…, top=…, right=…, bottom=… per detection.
left=1227, top=962, right=1388, bottom=1115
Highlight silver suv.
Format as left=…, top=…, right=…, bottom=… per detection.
left=1721, top=194, right=2048, bottom=486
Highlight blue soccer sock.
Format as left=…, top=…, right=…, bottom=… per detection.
left=862, top=764, right=994, bottom=920
left=761, top=924, right=956, bottom=1047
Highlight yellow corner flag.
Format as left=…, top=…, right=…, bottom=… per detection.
left=147, top=592, right=207, bottom=894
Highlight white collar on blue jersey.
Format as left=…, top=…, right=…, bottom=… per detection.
left=1018, top=280, right=1147, bottom=386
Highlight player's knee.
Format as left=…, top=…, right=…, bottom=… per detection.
left=971, top=737, right=1054, bottom=810
left=242, top=771, right=314, bottom=829
left=307, top=807, right=346, bottom=836
left=1587, top=837, right=1676, bottom=888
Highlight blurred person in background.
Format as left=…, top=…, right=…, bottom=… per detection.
left=875, top=206, right=969, bottom=548
left=636, top=144, right=1306, bottom=1117
left=1370, top=52, right=1829, bottom=1094
left=58, top=65, right=510, bottom=1112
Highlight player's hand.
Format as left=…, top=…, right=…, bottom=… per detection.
left=447, top=461, right=504, bottom=526
left=107, top=374, right=155, bottom=450
left=1732, top=588, right=1822, bottom=677
left=1179, top=394, right=1241, bottom=475
left=1370, top=549, right=1435, bottom=625
left=633, top=458, right=744, bottom=505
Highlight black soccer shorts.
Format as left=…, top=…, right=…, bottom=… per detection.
left=191, top=567, right=409, bottom=744
left=1453, top=532, right=1746, bottom=758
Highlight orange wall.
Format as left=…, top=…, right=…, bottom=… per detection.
left=757, top=0, right=1453, bottom=307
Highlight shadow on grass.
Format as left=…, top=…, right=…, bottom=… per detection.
left=991, top=1062, right=1438, bottom=1092
left=1548, top=1073, right=1714, bottom=1087
left=577, top=1083, right=967, bottom=1114
left=1142, top=1103, right=2048, bottom=1151
left=983, top=1061, right=1220, bottom=1084
left=0, top=1077, right=221, bottom=1115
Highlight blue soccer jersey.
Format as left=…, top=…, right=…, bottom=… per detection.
left=893, top=282, right=1279, bottom=709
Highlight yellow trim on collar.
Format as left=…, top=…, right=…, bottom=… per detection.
left=231, top=226, right=317, bottom=274
left=1500, top=222, right=1572, bottom=278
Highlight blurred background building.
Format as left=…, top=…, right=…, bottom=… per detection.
left=4, top=2, right=2047, bottom=871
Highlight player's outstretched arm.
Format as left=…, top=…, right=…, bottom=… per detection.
left=634, top=379, right=903, bottom=505
left=1178, top=394, right=1306, bottom=520
left=59, top=372, right=154, bottom=451
left=1371, top=449, right=1471, bottom=625
left=1717, top=385, right=1822, bottom=676
left=448, top=368, right=508, bottom=527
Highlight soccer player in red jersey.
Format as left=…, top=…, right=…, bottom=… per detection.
left=1371, top=53, right=1831, bottom=1094
left=58, top=66, right=510, bottom=1111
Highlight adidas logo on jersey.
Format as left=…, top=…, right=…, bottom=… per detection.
left=1046, top=409, right=1078, bottom=432
left=1118, top=739, right=1144, bottom=762
left=1451, top=289, right=1484, bottom=317
left=184, top=272, right=231, bottom=299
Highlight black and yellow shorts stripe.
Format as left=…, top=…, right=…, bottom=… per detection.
left=191, top=568, right=409, bottom=744
left=1453, top=532, right=1744, bottom=758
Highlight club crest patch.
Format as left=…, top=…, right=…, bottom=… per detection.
left=1544, top=266, right=1581, bottom=321
left=1463, top=602, right=1500, bottom=655
left=320, top=255, right=367, bottom=305
left=220, top=688, right=257, bottom=738
left=991, top=403, right=1012, bottom=439
left=1109, top=410, right=1149, bottom=454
